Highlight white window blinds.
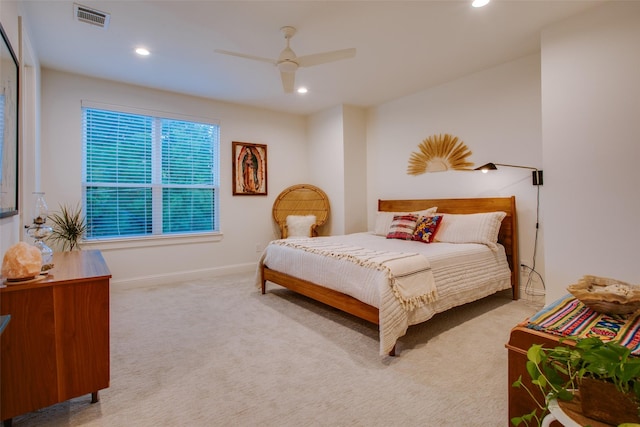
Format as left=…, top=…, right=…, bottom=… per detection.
left=82, top=106, right=219, bottom=239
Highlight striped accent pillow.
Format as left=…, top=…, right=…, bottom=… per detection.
left=435, top=211, right=506, bottom=250
left=373, top=207, right=437, bottom=236
left=386, top=214, right=419, bottom=240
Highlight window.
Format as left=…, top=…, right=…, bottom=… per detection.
left=82, top=104, right=219, bottom=240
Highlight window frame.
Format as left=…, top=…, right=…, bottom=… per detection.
left=80, top=101, right=221, bottom=246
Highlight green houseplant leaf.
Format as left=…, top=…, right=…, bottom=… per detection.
left=47, top=203, right=87, bottom=251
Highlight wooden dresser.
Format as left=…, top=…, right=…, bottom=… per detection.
left=0, top=250, right=111, bottom=424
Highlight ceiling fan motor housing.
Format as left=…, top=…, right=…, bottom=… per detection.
left=278, top=60, right=298, bottom=73
left=278, top=30, right=298, bottom=72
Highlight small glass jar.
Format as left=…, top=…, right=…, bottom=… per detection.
left=25, top=192, right=54, bottom=265
left=32, top=192, right=49, bottom=225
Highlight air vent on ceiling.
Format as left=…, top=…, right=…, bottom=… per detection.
left=74, top=3, right=110, bottom=28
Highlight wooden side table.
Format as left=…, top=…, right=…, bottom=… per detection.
left=0, top=250, right=111, bottom=425
left=507, top=324, right=572, bottom=422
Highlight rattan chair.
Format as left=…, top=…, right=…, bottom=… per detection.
left=272, top=184, right=330, bottom=238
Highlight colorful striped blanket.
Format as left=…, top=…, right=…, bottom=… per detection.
left=527, top=294, right=640, bottom=355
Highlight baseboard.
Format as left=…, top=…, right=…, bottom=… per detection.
left=111, top=262, right=257, bottom=290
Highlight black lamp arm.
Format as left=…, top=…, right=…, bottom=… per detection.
left=474, top=162, right=543, bottom=185
left=493, top=163, right=538, bottom=171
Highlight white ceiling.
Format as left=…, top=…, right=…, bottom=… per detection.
left=18, top=0, right=605, bottom=115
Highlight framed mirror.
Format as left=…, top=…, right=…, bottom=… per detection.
left=0, top=22, right=18, bottom=218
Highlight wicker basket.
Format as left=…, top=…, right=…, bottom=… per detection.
left=567, top=275, right=640, bottom=315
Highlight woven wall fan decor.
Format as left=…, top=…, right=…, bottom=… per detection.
left=407, top=134, right=474, bottom=175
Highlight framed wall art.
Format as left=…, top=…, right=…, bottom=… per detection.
left=232, top=141, right=267, bottom=196
left=0, top=22, right=19, bottom=218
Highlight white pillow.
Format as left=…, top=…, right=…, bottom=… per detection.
left=434, top=211, right=507, bottom=250
left=286, top=215, right=317, bottom=238
left=373, top=207, right=437, bottom=236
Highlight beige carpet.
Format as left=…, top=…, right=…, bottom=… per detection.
left=12, top=272, right=538, bottom=426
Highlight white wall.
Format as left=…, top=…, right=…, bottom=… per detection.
left=308, top=106, right=345, bottom=234
left=307, top=104, right=368, bottom=236
left=39, top=69, right=308, bottom=286
left=342, top=105, right=368, bottom=234
left=541, top=2, right=640, bottom=302
left=366, top=54, right=545, bottom=298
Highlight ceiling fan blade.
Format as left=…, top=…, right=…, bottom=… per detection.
left=280, top=71, right=295, bottom=93
left=214, top=49, right=277, bottom=65
left=296, top=48, right=356, bottom=68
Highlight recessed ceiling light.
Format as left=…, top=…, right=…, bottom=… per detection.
left=297, top=87, right=308, bottom=94
left=472, top=0, right=490, bottom=7
left=135, top=47, right=150, bottom=56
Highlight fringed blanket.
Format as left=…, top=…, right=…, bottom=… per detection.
left=269, top=239, right=437, bottom=311
left=527, top=294, right=640, bottom=355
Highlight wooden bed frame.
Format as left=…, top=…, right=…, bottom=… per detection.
left=260, top=196, right=520, bottom=353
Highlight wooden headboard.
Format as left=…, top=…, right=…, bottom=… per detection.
left=378, top=196, right=519, bottom=299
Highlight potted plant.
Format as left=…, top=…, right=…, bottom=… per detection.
left=511, top=336, right=640, bottom=426
left=47, top=203, right=87, bottom=251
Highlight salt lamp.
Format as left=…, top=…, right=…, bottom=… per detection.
left=1, top=242, right=43, bottom=280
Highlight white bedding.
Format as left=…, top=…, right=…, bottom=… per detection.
left=259, top=232, right=512, bottom=355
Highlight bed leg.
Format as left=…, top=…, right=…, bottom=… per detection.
left=389, top=345, right=396, bottom=357
left=260, top=265, right=267, bottom=295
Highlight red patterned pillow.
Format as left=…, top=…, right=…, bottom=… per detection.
left=386, top=214, right=419, bottom=240
left=413, top=215, right=443, bottom=243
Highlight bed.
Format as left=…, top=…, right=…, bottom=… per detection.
left=259, top=196, right=519, bottom=356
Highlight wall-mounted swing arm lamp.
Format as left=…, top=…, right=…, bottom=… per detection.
left=476, top=162, right=544, bottom=299
left=474, top=162, right=543, bottom=186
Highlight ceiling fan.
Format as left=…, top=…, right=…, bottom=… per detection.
left=215, top=26, right=356, bottom=93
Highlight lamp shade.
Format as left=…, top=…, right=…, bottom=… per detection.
left=474, top=162, right=498, bottom=172
left=474, top=162, right=543, bottom=185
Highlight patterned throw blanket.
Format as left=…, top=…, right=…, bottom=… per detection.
left=527, top=294, right=640, bottom=355
left=270, top=239, right=437, bottom=311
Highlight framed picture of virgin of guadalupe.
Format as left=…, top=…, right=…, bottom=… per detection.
left=232, top=141, right=267, bottom=196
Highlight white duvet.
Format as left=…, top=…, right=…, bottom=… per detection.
left=258, top=232, right=512, bottom=355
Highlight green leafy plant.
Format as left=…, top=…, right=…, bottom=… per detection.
left=511, top=337, right=640, bottom=426
left=47, top=203, right=87, bottom=251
